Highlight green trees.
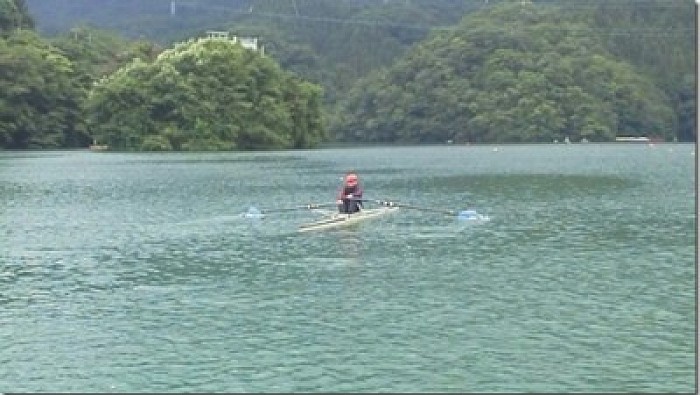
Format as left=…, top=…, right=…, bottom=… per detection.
left=85, top=38, right=325, bottom=150
left=583, top=0, right=696, bottom=142
left=0, top=30, right=88, bottom=148
left=3, top=1, right=694, bottom=149
left=331, top=3, right=677, bottom=143
left=49, top=26, right=161, bottom=83
left=0, top=23, right=161, bottom=149
left=0, top=21, right=325, bottom=151
left=0, top=0, right=33, bottom=33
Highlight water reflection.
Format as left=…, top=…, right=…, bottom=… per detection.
left=334, top=229, right=362, bottom=264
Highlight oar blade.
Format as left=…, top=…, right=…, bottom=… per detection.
left=457, top=209, right=490, bottom=222
left=243, top=206, right=265, bottom=219
left=457, top=209, right=477, bottom=220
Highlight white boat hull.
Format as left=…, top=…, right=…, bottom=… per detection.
left=298, top=207, right=398, bottom=233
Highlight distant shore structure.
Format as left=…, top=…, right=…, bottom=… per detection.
left=89, top=139, right=108, bottom=151
left=204, top=30, right=264, bottom=55
left=615, top=136, right=651, bottom=142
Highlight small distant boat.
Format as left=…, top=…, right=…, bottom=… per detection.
left=615, top=136, right=650, bottom=143
left=298, top=206, right=398, bottom=233
left=89, top=139, right=109, bottom=151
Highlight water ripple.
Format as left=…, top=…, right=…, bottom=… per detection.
left=0, top=146, right=694, bottom=392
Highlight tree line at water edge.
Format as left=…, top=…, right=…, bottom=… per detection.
left=0, top=0, right=325, bottom=150
left=0, top=0, right=696, bottom=150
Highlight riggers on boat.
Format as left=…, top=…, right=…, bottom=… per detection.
left=298, top=206, right=399, bottom=233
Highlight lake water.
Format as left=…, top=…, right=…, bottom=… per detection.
left=0, top=144, right=696, bottom=392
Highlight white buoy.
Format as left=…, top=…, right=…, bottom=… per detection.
left=243, top=206, right=265, bottom=219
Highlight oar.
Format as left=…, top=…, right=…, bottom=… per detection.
left=260, top=202, right=337, bottom=213
left=243, top=202, right=337, bottom=218
left=363, top=199, right=479, bottom=220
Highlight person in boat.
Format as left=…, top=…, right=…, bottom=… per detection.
left=336, top=172, right=363, bottom=214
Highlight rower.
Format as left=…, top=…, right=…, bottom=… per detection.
left=336, top=171, right=363, bottom=214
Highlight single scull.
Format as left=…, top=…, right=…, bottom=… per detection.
left=297, top=206, right=399, bottom=233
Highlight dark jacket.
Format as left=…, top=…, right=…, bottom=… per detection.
left=337, top=184, right=363, bottom=213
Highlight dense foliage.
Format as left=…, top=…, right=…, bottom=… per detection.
left=49, top=26, right=161, bottom=85
left=0, top=30, right=88, bottom=148
left=26, top=0, right=480, bottom=106
left=1, top=0, right=694, bottom=150
left=0, top=0, right=33, bottom=33
left=86, top=38, right=324, bottom=151
left=331, top=3, right=679, bottom=143
left=0, top=20, right=162, bottom=148
left=582, top=0, right=696, bottom=142
left=231, top=0, right=477, bottom=103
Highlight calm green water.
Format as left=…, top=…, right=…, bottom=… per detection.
left=0, top=144, right=696, bottom=392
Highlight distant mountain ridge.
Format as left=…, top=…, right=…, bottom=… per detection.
left=25, top=0, right=465, bottom=40
left=23, top=0, right=479, bottom=105
left=25, top=0, right=242, bottom=38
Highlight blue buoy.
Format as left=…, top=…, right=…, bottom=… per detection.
left=458, top=209, right=491, bottom=222
left=457, top=210, right=477, bottom=221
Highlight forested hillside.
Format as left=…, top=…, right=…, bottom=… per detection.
left=331, top=3, right=681, bottom=143
left=25, top=0, right=480, bottom=103
left=4, top=0, right=696, bottom=149
left=586, top=0, right=696, bottom=142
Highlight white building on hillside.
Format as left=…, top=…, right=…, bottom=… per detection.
left=205, top=31, right=264, bottom=55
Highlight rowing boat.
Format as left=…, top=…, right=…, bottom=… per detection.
left=298, top=206, right=399, bottom=233
left=298, top=206, right=399, bottom=232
